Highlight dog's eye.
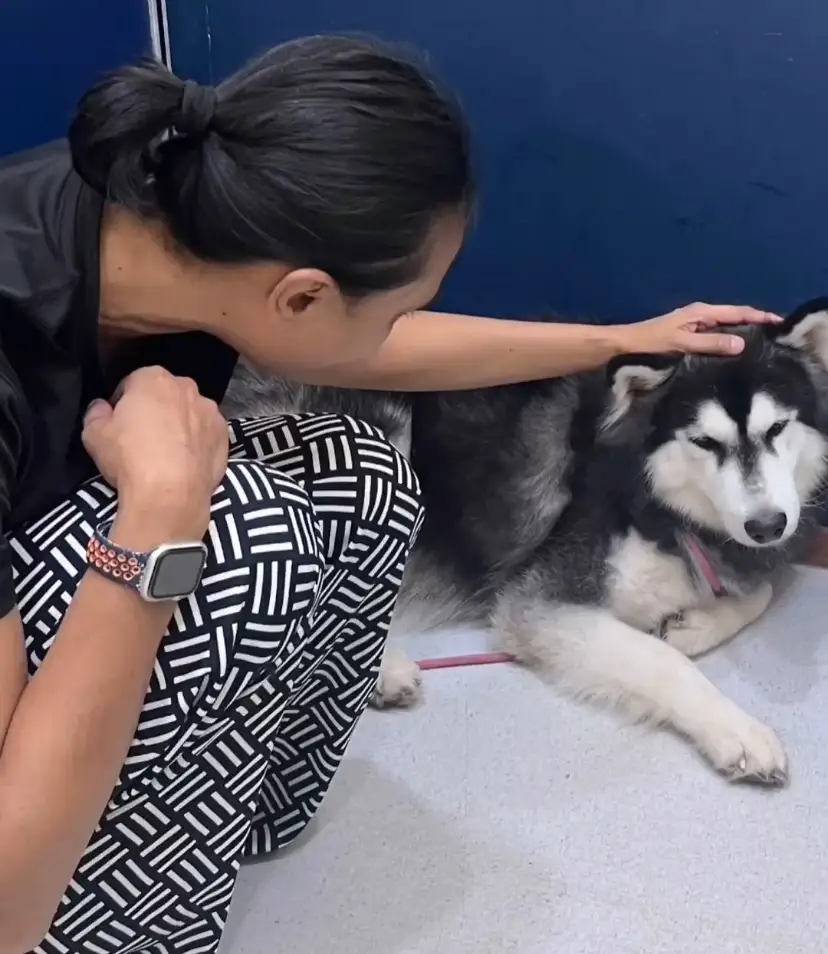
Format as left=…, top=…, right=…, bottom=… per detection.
left=689, top=435, right=724, bottom=454
left=764, top=420, right=788, bottom=443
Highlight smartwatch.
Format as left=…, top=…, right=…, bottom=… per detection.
left=86, top=521, right=208, bottom=602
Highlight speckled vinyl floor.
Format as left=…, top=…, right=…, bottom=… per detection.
left=220, top=567, right=828, bottom=954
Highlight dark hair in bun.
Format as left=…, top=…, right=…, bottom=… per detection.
left=70, top=35, right=473, bottom=297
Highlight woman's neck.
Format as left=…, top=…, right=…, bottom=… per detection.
left=98, top=205, right=242, bottom=340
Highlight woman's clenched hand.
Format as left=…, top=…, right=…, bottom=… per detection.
left=82, top=366, right=229, bottom=539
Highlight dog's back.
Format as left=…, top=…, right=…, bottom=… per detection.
left=222, top=363, right=585, bottom=622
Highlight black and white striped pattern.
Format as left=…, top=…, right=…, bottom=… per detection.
left=15, top=414, right=422, bottom=954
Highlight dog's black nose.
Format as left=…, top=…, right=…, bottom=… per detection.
left=744, top=511, right=787, bottom=544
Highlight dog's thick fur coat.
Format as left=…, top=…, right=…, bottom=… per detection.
left=221, top=300, right=828, bottom=783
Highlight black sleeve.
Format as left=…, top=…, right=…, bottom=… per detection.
left=0, top=337, right=32, bottom=619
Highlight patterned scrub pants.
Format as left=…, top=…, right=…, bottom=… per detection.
left=16, top=415, right=423, bottom=954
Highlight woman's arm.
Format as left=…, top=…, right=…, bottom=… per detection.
left=309, top=304, right=780, bottom=391
left=0, top=613, right=25, bottom=756
left=0, top=504, right=202, bottom=954
left=0, top=368, right=227, bottom=954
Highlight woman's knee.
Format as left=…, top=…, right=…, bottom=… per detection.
left=302, top=415, right=423, bottom=544
left=206, top=458, right=324, bottom=628
left=228, top=413, right=424, bottom=557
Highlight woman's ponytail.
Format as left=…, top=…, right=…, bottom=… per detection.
left=69, top=59, right=186, bottom=212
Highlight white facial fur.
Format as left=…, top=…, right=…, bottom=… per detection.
left=647, top=393, right=828, bottom=547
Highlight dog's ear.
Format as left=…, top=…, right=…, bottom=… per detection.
left=604, top=354, right=679, bottom=430
left=770, top=298, right=828, bottom=370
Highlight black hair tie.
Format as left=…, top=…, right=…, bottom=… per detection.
left=176, top=80, right=218, bottom=137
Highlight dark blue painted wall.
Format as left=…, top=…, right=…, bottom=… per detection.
left=167, top=1, right=828, bottom=321
left=0, top=0, right=153, bottom=156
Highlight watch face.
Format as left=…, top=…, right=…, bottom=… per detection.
left=146, top=545, right=208, bottom=600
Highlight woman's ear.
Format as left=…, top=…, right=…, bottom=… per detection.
left=269, top=268, right=342, bottom=323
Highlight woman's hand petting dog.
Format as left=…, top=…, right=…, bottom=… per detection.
left=622, top=302, right=782, bottom=357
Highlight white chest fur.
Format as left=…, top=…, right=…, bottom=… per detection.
left=605, top=531, right=706, bottom=632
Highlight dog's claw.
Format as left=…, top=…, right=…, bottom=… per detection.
left=769, top=768, right=789, bottom=786
left=726, top=766, right=788, bottom=787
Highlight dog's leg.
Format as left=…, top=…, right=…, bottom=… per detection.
left=370, top=642, right=423, bottom=709
left=662, top=583, right=773, bottom=658
left=494, top=592, right=787, bottom=784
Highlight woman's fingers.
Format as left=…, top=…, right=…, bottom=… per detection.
left=83, top=399, right=113, bottom=426
left=676, top=330, right=746, bottom=356
left=680, top=303, right=782, bottom=328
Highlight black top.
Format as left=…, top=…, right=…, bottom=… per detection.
left=0, top=141, right=239, bottom=615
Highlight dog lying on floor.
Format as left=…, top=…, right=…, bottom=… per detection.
left=221, top=299, right=828, bottom=785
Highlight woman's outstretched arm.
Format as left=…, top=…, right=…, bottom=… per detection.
left=308, top=303, right=780, bottom=391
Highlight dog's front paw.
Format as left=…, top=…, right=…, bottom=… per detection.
left=370, top=647, right=423, bottom=710
left=695, top=702, right=788, bottom=786
left=744, top=581, right=774, bottom=622
left=663, top=583, right=774, bottom=658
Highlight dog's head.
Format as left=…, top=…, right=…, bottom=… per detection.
left=604, top=300, right=828, bottom=547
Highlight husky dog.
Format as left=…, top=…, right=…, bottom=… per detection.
left=222, top=299, right=828, bottom=784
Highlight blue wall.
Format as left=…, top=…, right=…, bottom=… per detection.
left=167, top=1, right=828, bottom=321
left=0, top=0, right=153, bottom=156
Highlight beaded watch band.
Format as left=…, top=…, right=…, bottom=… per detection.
left=86, top=521, right=148, bottom=591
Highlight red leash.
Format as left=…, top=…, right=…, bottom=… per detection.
left=416, top=652, right=515, bottom=670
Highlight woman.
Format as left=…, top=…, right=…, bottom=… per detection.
left=0, top=34, right=776, bottom=954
